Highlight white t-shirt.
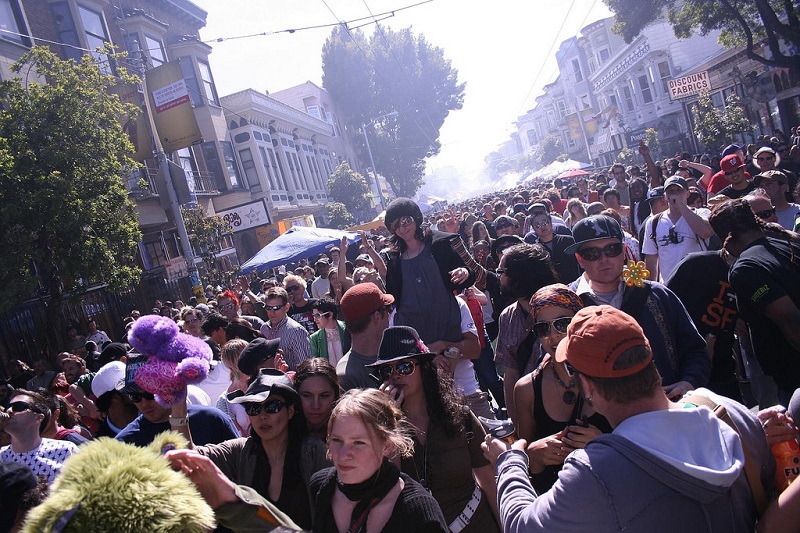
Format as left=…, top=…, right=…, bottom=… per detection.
left=452, top=299, right=481, bottom=397
left=311, top=276, right=330, bottom=299
left=195, top=361, right=232, bottom=404
left=0, top=438, right=80, bottom=483
left=642, top=208, right=710, bottom=281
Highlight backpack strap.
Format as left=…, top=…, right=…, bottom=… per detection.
left=649, top=212, right=664, bottom=249
left=683, top=394, right=768, bottom=517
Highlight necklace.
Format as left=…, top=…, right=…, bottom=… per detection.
left=403, top=245, right=425, bottom=284
left=550, top=361, right=577, bottom=405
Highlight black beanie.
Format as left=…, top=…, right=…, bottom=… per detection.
left=385, top=198, right=423, bottom=231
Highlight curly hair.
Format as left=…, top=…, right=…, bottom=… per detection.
left=416, top=356, right=466, bottom=439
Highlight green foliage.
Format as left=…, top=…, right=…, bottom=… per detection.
left=181, top=206, right=231, bottom=285
left=616, top=147, right=636, bottom=166
left=644, top=128, right=660, bottom=159
left=537, top=135, right=565, bottom=166
left=327, top=162, right=372, bottom=214
left=692, top=92, right=754, bottom=151
left=603, top=0, right=800, bottom=70
left=0, top=46, right=142, bottom=313
left=322, top=25, right=465, bottom=198
left=326, top=202, right=355, bottom=230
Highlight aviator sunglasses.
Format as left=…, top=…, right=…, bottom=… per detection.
left=377, top=360, right=417, bottom=381
left=533, top=316, right=572, bottom=338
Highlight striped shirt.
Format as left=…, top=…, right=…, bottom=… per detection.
left=260, top=316, right=312, bottom=371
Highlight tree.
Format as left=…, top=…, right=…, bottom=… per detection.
left=537, top=135, right=565, bottom=166
left=644, top=128, right=661, bottom=160
left=327, top=162, right=372, bottom=217
left=616, top=147, right=636, bottom=166
left=692, top=92, right=754, bottom=151
left=603, top=0, right=800, bottom=71
left=322, top=25, right=465, bottom=198
left=326, top=202, right=354, bottom=230
left=181, top=205, right=231, bottom=286
left=0, top=46, right=142, bottom=350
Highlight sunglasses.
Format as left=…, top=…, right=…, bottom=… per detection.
left=533, top=219, right=550, bottom=229
left=755, top=207, right=776, bottom=219
left=8, top=401, right=35, bottom=414
left=391, top=216, right=414, bottom=233
left=127, top=391, right=155, bottom=403
left=286, top=285, right=302, bottom=293
left=243, top=399, right=290, bottom=416
left=377, top=360, right=417, bottom=381
left=495, top=267, right=507, bottom=275
left=312, top=311, right=331, bottom=320
left=576, top=242, right=623, bottom=261
left=668, top=226, right=684, bottom=245
left=265, top=304, right=285, bottom=311
left=533, top=316, right=572, bottom=338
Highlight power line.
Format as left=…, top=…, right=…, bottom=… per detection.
left=202, top=0, right=434, bottom=44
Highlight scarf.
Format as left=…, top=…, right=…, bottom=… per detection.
left=314, top=459, right=401, bottom=533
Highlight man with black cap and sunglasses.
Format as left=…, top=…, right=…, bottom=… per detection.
left=114, top=356, right=237, bottom=447
left=642, top=175, right=715, bottom=282
left=567, top=215, right=710, bottom=401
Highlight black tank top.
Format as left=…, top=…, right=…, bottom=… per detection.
left=529, top=362, right=612, bottom=493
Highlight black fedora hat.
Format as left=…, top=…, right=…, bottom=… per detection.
left=366, top=326, right=434, bottom=368
left=227, top=368, right=298, bottom=405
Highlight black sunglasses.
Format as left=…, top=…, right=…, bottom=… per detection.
left=285, top=285, right=302, bottom=293
left=576, top=243, right=623, bottom=261
left=8, top=401, right=35, bottom=413
left=127, top=391, right=155, bottom=403
left=377, top=360, right=417, bottom=381
left=265, top=304, right=285, bottom=311
left=755, top=207, right=776, bottom=219
left=533, top=316, right=572, bottom=338
left=243, top=399, right=290, bottom=416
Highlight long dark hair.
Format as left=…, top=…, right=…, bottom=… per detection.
left=417, top=356, right=465, bottom=438
left=388, top=225, right=429, bottom=254
left=295, top=358, right=342, bottom=402
left=225, top=317, right=263, bottom=343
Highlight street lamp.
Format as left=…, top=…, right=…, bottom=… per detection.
left=362, top=111, right=398, bottom=211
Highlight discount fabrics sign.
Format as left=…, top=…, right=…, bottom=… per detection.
left=668, top=71, right=711, bottom=100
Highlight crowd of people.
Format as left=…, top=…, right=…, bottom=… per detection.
left=2, top=133, right=800, bottom=532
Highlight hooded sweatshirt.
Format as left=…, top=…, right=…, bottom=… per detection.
left=495, top=402, right=761, bottom=533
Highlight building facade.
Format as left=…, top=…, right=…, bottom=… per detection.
left=512, top=16, right=780, bottom=168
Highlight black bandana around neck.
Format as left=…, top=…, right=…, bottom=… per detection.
left=316, top=458, right=401, bottom=533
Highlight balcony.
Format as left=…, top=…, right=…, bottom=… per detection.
left=126, top=167, right=219, bottom=198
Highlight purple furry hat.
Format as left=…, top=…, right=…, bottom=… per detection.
left=128, top=315, right=212, bottom=407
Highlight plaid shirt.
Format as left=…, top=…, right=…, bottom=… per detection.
left=495, top=301, right=537, bottom=375
left=260, top=316, right=311, bottom=371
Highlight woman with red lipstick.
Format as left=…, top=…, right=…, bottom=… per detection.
left=310, top=388, right=447, bottom=533
left=512, top=284, right=611, bottom=493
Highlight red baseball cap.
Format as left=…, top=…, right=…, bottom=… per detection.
left=340, top=282, right=395, bottom=322
left=720, top=154, right=745, bottom=174
left=555, top=305, right=652, bottom=378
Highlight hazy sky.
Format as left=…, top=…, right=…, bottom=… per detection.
left=192, top=0, right=612, bottom=181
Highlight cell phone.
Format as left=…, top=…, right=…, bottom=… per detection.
left=368, top=373, right=382, bottom=385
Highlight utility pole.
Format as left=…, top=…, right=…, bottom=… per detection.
left=362, top=111, right=398, bottom=211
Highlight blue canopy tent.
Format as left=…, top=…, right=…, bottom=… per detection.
left=240, top=226, right=360, bottom=274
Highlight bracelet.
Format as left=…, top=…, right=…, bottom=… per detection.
left=169, top=416, right=189, bottom=427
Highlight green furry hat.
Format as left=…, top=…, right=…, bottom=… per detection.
left=22, top=432, right=216, bottom=533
